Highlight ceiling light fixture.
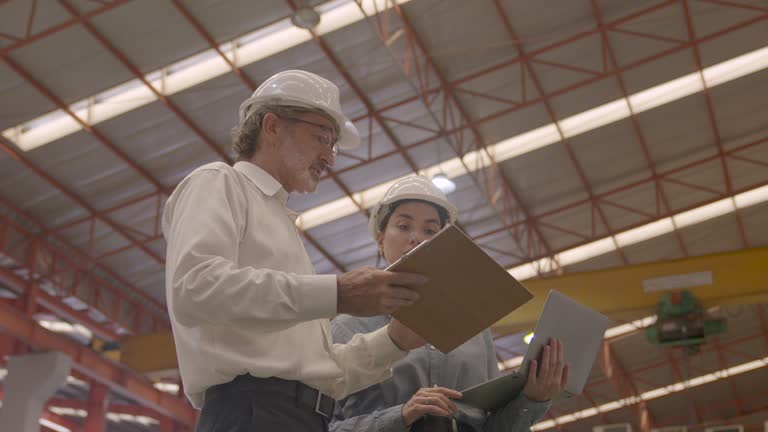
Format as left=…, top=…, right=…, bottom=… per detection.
left=505, top=181, right=768, bottom=281
left=38, top=419, right=71, bottom=432
left=431, top=174, right=457, bottom=194
left=2, top=0, right=415, bottom=151
left=531, top=355, right=768, bottom=430
left=293, top=45, right=768, bottom=230
left=523, top=332, right=534, bottom=344
left=291, top=6, right=321, bottom=30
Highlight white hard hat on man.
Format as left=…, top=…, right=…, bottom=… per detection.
left=239, top=70, right=458, bottom=236
left=239, top=70, right=360, bottom=151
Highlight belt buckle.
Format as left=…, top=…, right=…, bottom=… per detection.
left=314, top=391, right=334, bottom=419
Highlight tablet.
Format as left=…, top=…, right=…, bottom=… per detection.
left=461, top=290, right=609, bottom=409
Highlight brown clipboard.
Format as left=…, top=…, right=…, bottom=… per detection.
left=388, top=225, right=533, bottom=352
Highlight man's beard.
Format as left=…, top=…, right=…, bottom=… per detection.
left=282, top=141, right=325, bottom=194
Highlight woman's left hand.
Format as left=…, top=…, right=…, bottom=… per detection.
left=522, top=338, right=569, bottom=402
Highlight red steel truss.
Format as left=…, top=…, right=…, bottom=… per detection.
left=1, top=0, right=767, bottom=429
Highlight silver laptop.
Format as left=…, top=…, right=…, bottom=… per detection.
left=461, top=290, right=609, bottom=410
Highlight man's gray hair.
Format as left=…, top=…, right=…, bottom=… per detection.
left=231, top=103, right=339, bottom=161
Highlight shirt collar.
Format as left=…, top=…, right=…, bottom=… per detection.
left=233, top=161, right=290, bottom=204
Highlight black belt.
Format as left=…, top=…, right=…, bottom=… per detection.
left=412, top=415, right=475, bottom=432
left=204, top=374, right=336, bottom=419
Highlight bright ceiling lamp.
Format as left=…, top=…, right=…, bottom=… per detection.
left=292, top=44, right=768, bottom=230
left=628, top=73, right=704, bottom=113
left=1, top=32, right=762, bottom=158
left=531, top=355, right=768, bottom=430
left=48, top=406, right=159, bottom=427
left=297, top=195, right=359, bottom=228
left=558, top=99, right=630, bottom=138
left=506, top=257, right=557, bottom=281
left=554, top=237, right=618, bottom=267
left=39, top=419, right=71, bottom=432
left=493, top=124, right=561, bottom=160
left=614, top=218, right=676, bottom=248
left=49, top=407, right=87, bottom=418
left=296, top=175, right=405, bottom=228
left=501, top=235, right=618, bottom=279
left=2, top=0, right=413, bottom=152
left=106, top=413, right=158, bottom=426
left=602, top=315, right=657, bottom=339
left=672, top=197, right=736, bottom=228
left=704, top=45, right=768, bottom=87
left=431, top=174, right=457, bottom=194
left=47, top=406, right=159, bottom=427
left=65, top=375, right=88, bottom=388
left=734, top=183, right=768, bottom=208
left=37, top=319, right=93, bottom=340
left=506, top=182, right=768, bottom=280
left=154, top=382, right=181, bottom=393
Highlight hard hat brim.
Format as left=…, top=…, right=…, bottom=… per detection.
left=368, top=193, right=458, bottom=239
left=238, top=95, right=360, bottom=150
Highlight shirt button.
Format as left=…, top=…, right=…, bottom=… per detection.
left=427, top=344, right=435, bottom=350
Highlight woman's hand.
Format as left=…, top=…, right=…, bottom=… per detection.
left=523, top=338, right=569, bottom=402
left=401, top=386, right=462, bottom=426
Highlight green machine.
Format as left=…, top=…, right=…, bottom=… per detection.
left=645, top=290, right=727, bottom=352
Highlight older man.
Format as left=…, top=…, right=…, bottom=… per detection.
left=163, top=70, right=426, bottom=432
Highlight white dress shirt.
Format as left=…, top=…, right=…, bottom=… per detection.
left=163, top=161, right=405, bottom=408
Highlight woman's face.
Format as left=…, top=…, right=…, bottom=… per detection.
left=377, top=201, right=442, bottom=264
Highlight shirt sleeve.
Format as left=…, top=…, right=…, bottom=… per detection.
left=323, top=324, right=407, bottom=400
left=330, top=403, right=409, bottom=432
left=481, top=332, right=551, bottom=432
left=163, top=168, right=337, bottom=328
left=329, top=318, right=410, bottom=432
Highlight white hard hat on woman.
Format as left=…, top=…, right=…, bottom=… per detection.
left=368, top=175, right=458, bottom=240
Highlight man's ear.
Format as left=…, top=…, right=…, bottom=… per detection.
left=261, top=112, right=282, bottom=146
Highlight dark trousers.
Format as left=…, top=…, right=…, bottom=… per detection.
left=196, top=375, right=333, bottom=432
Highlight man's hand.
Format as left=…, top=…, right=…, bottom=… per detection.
left=387, top=318, right=426, bottom=351
left=523, top=338, right=569, bottom=402
left=337, top=267, right=426, bottom=316
left=400, top=387, right=463, bottom=426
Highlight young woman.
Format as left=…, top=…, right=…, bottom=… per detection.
left=330, top=176, right=568, bottom=432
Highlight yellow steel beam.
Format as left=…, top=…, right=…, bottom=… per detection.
left=491, top=247, right=768, bottom=334
left=120, top=248, right=768, bottom=373
left=120, top=331, right=178, bottom=374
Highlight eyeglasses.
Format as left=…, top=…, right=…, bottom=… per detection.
left=280, top=116, right=339, bottom=157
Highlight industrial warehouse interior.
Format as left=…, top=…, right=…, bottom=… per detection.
left=0, top=0, right=767, bottom=431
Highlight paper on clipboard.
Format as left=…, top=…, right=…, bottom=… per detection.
left=387, top=225, right=533, bottom=352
